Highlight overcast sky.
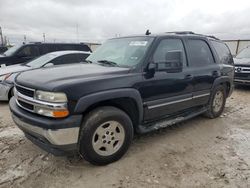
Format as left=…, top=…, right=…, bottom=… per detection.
left=0, top=0, right=250, bottom=44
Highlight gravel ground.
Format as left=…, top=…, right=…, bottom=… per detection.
left=0, top=87, right=250, bottom=188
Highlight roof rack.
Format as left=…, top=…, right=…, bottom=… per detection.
left=165, top=31, right=195, bottom=35
left=165, top=31, right=220, bottom=40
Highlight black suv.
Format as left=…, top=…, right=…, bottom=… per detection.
left=0, top=42, right=91, bottom=67
left=10, top=32, right=234, bottom=165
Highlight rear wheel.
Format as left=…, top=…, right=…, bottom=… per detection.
left=204, top=85, right=226, bottom=118
left=78, top=106, right=134, bottom=165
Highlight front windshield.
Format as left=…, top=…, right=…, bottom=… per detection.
left=87, top=37, right=154, bottom=67
left=236, top=47, right=250, bottom=58
left=25, top=53, right=57, bottom=68
left=3, top=44, right=22, bottom=56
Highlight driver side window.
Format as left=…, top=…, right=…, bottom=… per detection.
left=17, top=45, right=39, bottom=57
left=153, top=39, right=187, bottom=67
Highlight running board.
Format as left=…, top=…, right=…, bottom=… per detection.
left=137, top=107, right=207, bottom=134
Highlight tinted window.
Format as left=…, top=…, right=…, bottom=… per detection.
left=17, top=45, right=39, bottom=57
left=188, top=39, right=214, bottom=66
left=40, top=44, right=57, bottom=54
left=59, top=45, right=75, bottom=50
left=211, top=41, right=232, bottom=64
left=236, top=47, right=250, bottom=59
left=153, top=38, right=187, bottom=66
left=79, top=53, right=90, bottom=60
left=51, top=54, right=83, bottom=65
left=76, top=44, right=91, bottom=52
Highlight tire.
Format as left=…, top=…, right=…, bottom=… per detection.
left=204, top=85, right=226, bottom=118
left=78, top=106, right=134, bottom=165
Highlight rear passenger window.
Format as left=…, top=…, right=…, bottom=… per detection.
left=211, top=41, right=232, bottom=64
left=153, top=39, right=187, bottom=67
left=51, top=54, right=82, bottom=65
left=187, top=39, right=214, bottom=66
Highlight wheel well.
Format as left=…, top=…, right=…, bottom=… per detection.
left=82, top=98, right=140, bottom=130
left=8, top=87, right=13, bottom=100
left=220, top=82, right=231, bottom=97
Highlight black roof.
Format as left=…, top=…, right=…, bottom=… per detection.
left=114, top=31, right=220, bottom=41
left=27, top=42, right=89, bottom=45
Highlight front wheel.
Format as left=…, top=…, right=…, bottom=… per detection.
left=78, top=106, right=134, bottom=165
left=204, top=85, right=226, bottom=118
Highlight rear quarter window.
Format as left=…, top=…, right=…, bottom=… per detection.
left=211, top=41, right=233, bottom=65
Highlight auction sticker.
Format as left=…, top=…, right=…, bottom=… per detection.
left=129, top=41, right=148, bottom=46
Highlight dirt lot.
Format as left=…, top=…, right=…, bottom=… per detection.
left=0, top=87, right=250, bottom=188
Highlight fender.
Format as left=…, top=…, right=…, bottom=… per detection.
left=211, top=76, right=233, bottom=96
left=74, top=88, right=144, bottom=123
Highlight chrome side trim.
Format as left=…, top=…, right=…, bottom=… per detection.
left=193, top=93, right=210, bottom=99
left=147, top=93, right=210, bottom=109
left=148, top=97, right=193, bottom=109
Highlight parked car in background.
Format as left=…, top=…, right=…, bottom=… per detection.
left=234, top=46, right=250, bottom=85
left=0, top=46, right=8, bottom=54
left=10, top=32, right=234, bottom=165
left=0, top=50, right=90, bottom=101
left=0, top=42, right=91, bottom=67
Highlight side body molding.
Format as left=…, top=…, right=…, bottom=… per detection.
left=74, top=88, right=144, bottom=123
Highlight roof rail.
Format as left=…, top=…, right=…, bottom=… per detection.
left=206, top=35, right=220, bottom=40
left=165, top=31, right=195, bottom=35
left=29, top=42, right=42, bottom=44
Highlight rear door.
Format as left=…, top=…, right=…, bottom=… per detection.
left=185, top=38, right=220, bottom=106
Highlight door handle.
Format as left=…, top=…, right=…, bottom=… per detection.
left=185, top=74, right=193, bottom=80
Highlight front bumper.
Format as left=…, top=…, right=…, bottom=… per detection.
left=234, top=79, right=250, bottom=85
left=0, top=81, right=12, bottom=101
left=9, top=97, right=82, bottom=155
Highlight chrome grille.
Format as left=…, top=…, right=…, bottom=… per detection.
left=15, top=84, right=34, bottom=98
left=14, top=84, right=35, bottom=112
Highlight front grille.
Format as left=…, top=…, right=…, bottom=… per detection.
left=235, top=73, right=250, bottom=80
left=16, top=85, right=34, bottom=98
left=15, top=84, right=35, bottom=112
left=18, top=100, right=34, bottom=111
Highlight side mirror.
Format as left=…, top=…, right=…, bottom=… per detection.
left=155, top=51, right=183, bottom=73
left=43, top=63, right=54, bottom=67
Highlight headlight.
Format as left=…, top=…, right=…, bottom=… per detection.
left=35, top=90, right=68, bottom=103
left=34, top=106, right=69, bottom=118
left=0, top=73, right=12, bottom=81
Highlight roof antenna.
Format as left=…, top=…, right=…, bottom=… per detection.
left=145, top=29, right=151, bottom=35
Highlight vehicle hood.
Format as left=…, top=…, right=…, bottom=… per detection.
left=0, top=64, right=30, bottom=76
left=234, top=57, right=250, bottom=66
left=16, top=63, right=131, bottom=91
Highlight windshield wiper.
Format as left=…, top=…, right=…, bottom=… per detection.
left=97, top=60, right=118, bottom=67
left=84, top=60, right=93, bottom=64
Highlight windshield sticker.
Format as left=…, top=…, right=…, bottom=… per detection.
left=129, top=41, right=148, bottom=46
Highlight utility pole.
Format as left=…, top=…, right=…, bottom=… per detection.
left=0, top=27, right=4, bottom=46
left=24, top=35, right=26, bottom=43
left=76, top=23, right=79, bottom=42
left=43, top=33, right=45, bottom=42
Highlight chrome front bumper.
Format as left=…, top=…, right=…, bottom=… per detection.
left=12, top=114, right=80, bottom=146
left=0, top=81, right=12, bottom=101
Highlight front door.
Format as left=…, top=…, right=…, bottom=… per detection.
left=139, top=38, right=194, bottom=122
